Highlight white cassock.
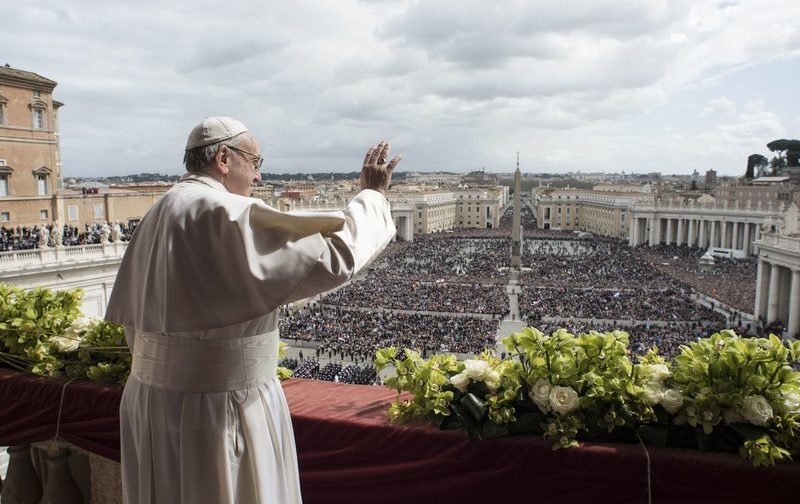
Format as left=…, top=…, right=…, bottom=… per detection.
left=105, top=172, right=395, bottom=503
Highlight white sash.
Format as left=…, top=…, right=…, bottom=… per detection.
left=130, top=330, right=279, bottom=392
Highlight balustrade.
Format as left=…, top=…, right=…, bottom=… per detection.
left=1, top=441, right=118, bottom=504
left=0, top=243, right=128, bottom=272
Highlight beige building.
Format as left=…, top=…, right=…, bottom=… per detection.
left=714, top=179, right=799, bottom=208
left=533, top=187, right=641, bottom=238
left=0, top=65, right=174, bottom=229
left=399, top=188, right=505, bottom=235
left=0, top=65, right=64, bottom=225
left=57, top=186, right=171, bottom=228
left=275, top=185, right=507, bottom=240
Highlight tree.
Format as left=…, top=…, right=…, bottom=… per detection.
left=767, top=139, right=800, bottom=170
left=746, top=154, right=768, bottom=179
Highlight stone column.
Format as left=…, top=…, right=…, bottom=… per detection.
left=743, top=223, right=751, bottom=256
left=732, top=221, right=740, bottom=250
left=676, top=218, right=684, bottom=246
left=688, top=219, right=696, bottom=247
left=656, top=217, right=663, bottom=245
left=789, top=269, right=800, bottom=339
left=629, top=217, right=636, bottom=245
left=767, top=263, right=781, bottom=324
left=755, top=260, right=767, bottom=320
left=666, top=219, right=673, bottom=245
left=648, top=218, right=656, bottom=247
left=699, top=219, right=707, bottom=249
left=710, top=220, right=717, bottom=248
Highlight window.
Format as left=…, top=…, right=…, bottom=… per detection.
left=94, top=204, right=104, bottom=219
left=37, top=174, right=47, bottom=195
left=1, top=212, right=9, bottom=222
left=68, top=205, right=78, bottom=221
left=40, top=209, right=48, bottom=219
left=33, top=108, right=45, bottom=129
left=0, top=102, right=4, bottom=125
left=0, top=175, right=7, bottom=197
left=33, top=89, right=41, bottom=98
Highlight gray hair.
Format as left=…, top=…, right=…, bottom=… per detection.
left=183, top=133, right=249, bottom=173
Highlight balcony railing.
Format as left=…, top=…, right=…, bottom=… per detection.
left=757, top=233, right=800, bottom=252
left=0, top=243, right=128, bottom=272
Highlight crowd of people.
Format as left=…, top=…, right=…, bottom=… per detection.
left=274, top=228, right=760, bottom=371
left=520, top=287, right=725, bottom=324
left=520, top=239, right=681, bottom=289
left=638, top=245, right=757, bottom=311
left=0, top=222, right=138, bottom=251
left=281, top=358, right=379, bottom=385
left=498, top=204, right=537, bottom=230
left=369, top=236, right=510, bottom=284
left=280, top=306, right=498, bottom=361
left=322, top=281, right=508, bottom=315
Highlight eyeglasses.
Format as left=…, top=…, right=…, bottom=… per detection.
left=226, top=145, right=264, bottom=171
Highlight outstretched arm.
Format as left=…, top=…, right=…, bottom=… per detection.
left=283, top=141, right=402, bottom=303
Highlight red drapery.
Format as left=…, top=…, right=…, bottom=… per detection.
left=1, top=369, right=798, bottom=503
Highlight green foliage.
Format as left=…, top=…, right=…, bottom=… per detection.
left=0, top=283, right=293, bottom=386
left=378, top=328, right=800, bottom=467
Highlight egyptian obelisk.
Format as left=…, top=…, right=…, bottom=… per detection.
left=498, top=152, right=525, bottom=356
left=511, top=152, right=522, bottom=267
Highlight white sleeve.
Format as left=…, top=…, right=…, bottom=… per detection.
left=283, top=189, right=396, bottom=304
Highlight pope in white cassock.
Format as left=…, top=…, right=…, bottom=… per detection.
left=105, top=117, right=401, bottom=503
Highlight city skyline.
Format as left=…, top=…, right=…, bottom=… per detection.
left=4, top=0, right=799, bottom=178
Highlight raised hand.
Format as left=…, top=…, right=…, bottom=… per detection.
left=360, top=140, right=402, bottom=194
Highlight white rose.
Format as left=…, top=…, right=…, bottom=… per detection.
left=462, top=359, right=490, bottom=380
left=484, top=370, right=501, bottom=392
left=70, top=316, right=94, bottom=333
left=549, top=386, right=579, bottom=415
left=660, top=388, right=683, bottom=414
left=529, top=378, right=552, bottom=412
left=50, top=335, right=80, bottom=353
left=643, top=382, right=665, bottom=405
left=775, top=392, right=800, bottom=416
left=741, top=395, right=774, bottom=426
left=450, top=372, right=469, bottom=392
left=648, top=364, right=671, bottom=382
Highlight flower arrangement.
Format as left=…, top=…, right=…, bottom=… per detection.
left=0, top=283, right=293, bottom=385
left=375, top=327, right=800, bottom=466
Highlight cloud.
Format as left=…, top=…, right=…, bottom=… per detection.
left=2, top=0, right=799, bottom=176
left=702, top=96, right=737, bottom=116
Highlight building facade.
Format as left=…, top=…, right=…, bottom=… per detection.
left=533, top=187, right=640, bottom=238
left=629, top=198, right=789, bottom=256
left=0, top=65, right=63, bottom=225
left=713, top=180, right=799, bottom=208
left=754, top=211, right=800, bottom=339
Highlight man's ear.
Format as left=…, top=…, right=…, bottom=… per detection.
left=214, top=146, right=231, bottom=175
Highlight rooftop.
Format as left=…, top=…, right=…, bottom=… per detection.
left=0, top=64, right=57, bottom=87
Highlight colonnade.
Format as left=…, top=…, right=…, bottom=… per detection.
left=629, top=216, right=763, bottom=255
left=755, top=260, right=800, bottom=338
left=754, top=234, right=800, bottom=339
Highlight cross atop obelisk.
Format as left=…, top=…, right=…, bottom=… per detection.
left=511, top=151, right=522, bottom=267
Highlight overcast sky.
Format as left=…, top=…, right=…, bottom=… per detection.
left=4, top=0, right=799, bottom=177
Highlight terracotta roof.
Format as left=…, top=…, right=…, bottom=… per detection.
left=0, top=65, right=57, bottom=87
